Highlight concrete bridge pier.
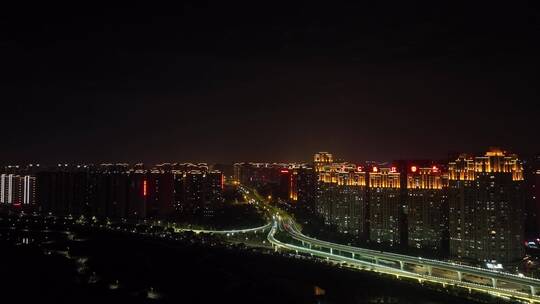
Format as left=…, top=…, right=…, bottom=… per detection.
left=457, top=271, right=462, bottom=282
left=427, top=265, right=432, bottom=276
left=399, top=261, right=404, bottom=271
left=330, top=248, right=333, bottom=255
left=374, top=257, right=379, bottom=265
left=530, top=285, right=536, bottom=296
left=491, top=278, right=497, bottom=288
left=351, top=252, right=355, bottom=259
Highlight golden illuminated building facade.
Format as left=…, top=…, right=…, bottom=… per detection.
left=406, top=166, right=448, bottom=250
left=314, top=152, right=333, bottom=173
left=290, top=170, right=298, bottom=201
left=318, top=163, right=365, bottom=185
left=314, top=153, right=367, bottom=236
left=368, top=167, right=402, bottom=246
left=448, top=149, right=524, bottom=263
left=448, top=149, right=523, bottom=182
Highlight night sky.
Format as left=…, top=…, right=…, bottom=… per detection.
left=2, top=2, right=539, bottom=164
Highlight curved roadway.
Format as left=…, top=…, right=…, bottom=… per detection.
left=268, top=216, right=540, bottom=302
left=174, top=222, right=272, bottom=235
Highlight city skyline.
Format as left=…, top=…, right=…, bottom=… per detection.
left=2, top=2, right=539, bottom=303
left=1, top=147, right=537, bottom=167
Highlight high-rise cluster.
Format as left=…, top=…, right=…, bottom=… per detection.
left=0, top=149, right=530, bottom=266
left=31, top=163, right=224, bottom=221
left=307, top=149, right=526, bottom=264
left=233, top=162, right=309, bottom=202
left=0, top=173, right=36, bottom=206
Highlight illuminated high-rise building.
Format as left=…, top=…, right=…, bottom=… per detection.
left=278, top=169, right=297, bottom=202
left=1, top=173, right=12, bottom=204
left=233, top=163, right=243, bottom=184
left=127, top=170, right=147, bottom=219
left=182, top=170, right=205, bottom=209
left=206, top=170, right=225, bottom=203
left=0, top=166, right=38, bottom=208
left=1, top=173, right=37, bottom=206
left=21, top=175, right=36, bottom=206
left=315, top=157, right=368, bottom=236
left=145, top=168, right=174, bottom=220
left=406, top=165, right=448, bottom=250
left=368, top=166, right=402, bottom=246
left=173, top=169, right=224, bottom=214
left=448, top=149, right=524, bottom=263
left=314, top=152, right=333, bottom=173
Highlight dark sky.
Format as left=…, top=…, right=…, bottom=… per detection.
left=1, top=2, right=539, bottom=164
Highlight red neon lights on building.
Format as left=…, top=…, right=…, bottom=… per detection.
left=143, top=180, right=147, bottom=196
left=280, top=170, right=289, bottom=173
left=372, top=166, right=378, bottom=173
left=290, top=174, right=293, bottom=200
left=411, top=166, right=417, bottom=173
left=391, top=166, right=397, bottom=173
